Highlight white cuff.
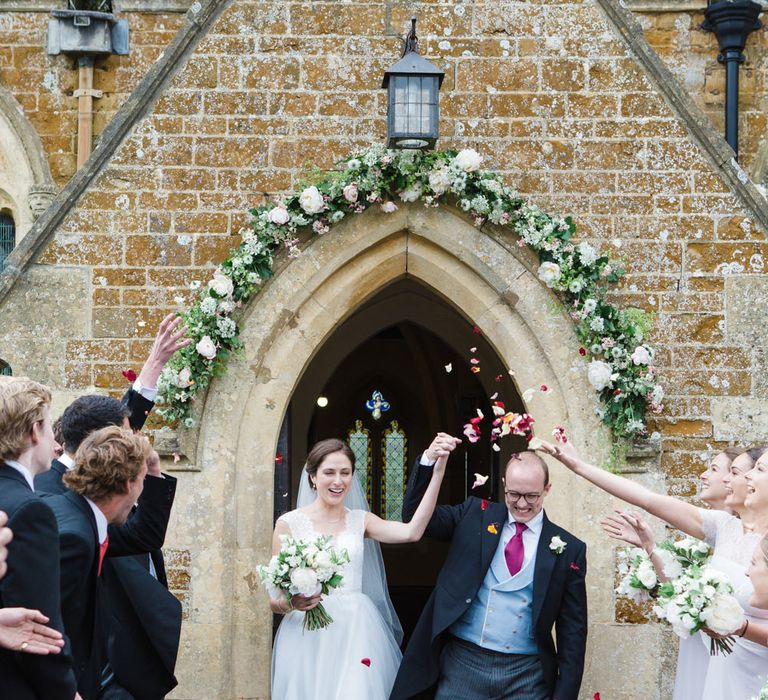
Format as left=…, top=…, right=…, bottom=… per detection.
left=133, top=379, right=157, bottom=402
left=420, top=453, right=436, bottom=467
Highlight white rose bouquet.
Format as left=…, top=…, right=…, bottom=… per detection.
left=616, top=547, right=659, bottom=603
left=653, top=567, right=745, bottom=655
left=258, top=534, right=350, bottom=631
left=654, top=537, right=711, bottom=579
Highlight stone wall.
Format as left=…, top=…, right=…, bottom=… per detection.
left=0, top=0, right=766, bottom=697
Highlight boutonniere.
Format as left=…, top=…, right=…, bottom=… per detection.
left=487, top=522, right=500, bottom=535
left=481, top=499, right=489, bottom=511
left=549, top=536, right=567, bottom=554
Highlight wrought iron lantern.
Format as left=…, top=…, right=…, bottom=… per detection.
left=382, top=17, right=444, bottom=150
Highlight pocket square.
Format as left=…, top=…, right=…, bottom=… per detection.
left=569, top=562, right=581, bottom=571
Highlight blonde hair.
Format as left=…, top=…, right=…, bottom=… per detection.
left=64, top=425, right=150, bottom=501
left=0, top=378, right=51, bottom=461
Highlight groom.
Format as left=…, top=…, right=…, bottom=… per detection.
left=390, top=433, right=587, bottom=700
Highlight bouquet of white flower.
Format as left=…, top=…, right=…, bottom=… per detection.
left=654, top=537, right=711, bottom=579
left=258, top=534, right=350, bottom=631
left=751, top=680, right=768, bottom=700
left=653, top=567, right=745, bottom=655
left=616, top=547, right=659, bottom=603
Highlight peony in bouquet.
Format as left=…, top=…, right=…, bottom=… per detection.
left=653, top=567, right=745, bottom=655
left=259, top=534, right=350, bottom=631
left=654, top=537, right=711, bottom=579
left=616, top=547, right=659, bottom=603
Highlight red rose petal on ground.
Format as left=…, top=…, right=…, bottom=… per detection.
left=122, top=369, right=137, bottom=382
left=361, top=658, right=371, bottom=667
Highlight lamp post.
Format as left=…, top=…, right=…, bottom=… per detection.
left=702, top=0, right=763, bottom=158
left=382, top=17, right=444, bottom=149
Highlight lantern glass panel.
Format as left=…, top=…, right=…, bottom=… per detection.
left=389, top=74, right=438, bottom=146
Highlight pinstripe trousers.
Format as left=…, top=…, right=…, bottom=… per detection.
left=435, top=637, right=549, bottom=700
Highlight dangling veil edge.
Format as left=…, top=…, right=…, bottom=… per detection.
left=296, top=463, right=404, bottom=645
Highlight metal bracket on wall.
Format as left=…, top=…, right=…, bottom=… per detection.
left=73, top=88, right=104, bottom=99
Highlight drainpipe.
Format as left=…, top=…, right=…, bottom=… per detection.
left=702, top=0, right=763, bottom=159
left=75, top=56, right=102, bottom=169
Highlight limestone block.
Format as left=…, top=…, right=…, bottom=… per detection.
left=712, top=397, right=768, bottom=442
left=169, top=623, right=231, bottom=700
left=725, top=275, right=768, bottom=343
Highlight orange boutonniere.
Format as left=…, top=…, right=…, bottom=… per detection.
left=481, top=499, right=489, bottom=511
left=487, top=523, right=499, bottom=535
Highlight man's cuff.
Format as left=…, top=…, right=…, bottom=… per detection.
left=133, top=379, right=158, bottom=402
left=420, top=452, right=436, bottom=467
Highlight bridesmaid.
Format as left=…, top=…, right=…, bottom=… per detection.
left=539, top=437, right=768, bottom=699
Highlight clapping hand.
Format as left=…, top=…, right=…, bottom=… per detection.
left=601, top=509, right=655, bottom=554
left=0, top=609, right=65, bottom=655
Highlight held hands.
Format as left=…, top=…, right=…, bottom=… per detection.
left=424, top=432, right=462, bottom=464
left=0, top=510, right=11, bottom=580
left=0, top=608, right=65, bottom=655
left=601, top=509, right=655, bottom=554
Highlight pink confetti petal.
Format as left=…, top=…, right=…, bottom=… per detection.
left=494, top=374, right=503, bottom=382
left=361, top=658, right=371, bottom=667
left=122, top=369, right=137, bottom=383
left=470, top=346, right=477, bottom=353
left=490, top=392, right=498, bottom=400
left=540, top=384, right=549, bottom=393
left=492, top=443, right=501, bottom=452
left=472, top=326, right=482, bottom=334
left=552, top=426, right=568, bottom=443
left=471, top=473, right=489, bottom=490
left=470, top=358, right=480, bottom=365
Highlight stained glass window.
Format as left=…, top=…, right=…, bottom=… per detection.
left=381, top=420, right=407, bottom=522
left=347, top=419, right=372, bottom=504
left=0, top=360, right=10, bottom=377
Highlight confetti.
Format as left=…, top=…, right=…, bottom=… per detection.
left=492, top=443, right=501, bottom=452
left=445, top=363, right=453, bottom=373
left=613, top=388, right=622, bottom=395
left=122, top=369, right=137, bottom=383
left=481, top=499, right=489, bottom=510
left=540, top=384, right=548, bottom=393
left=491, top=401, right=506, bottom=417
left=494, top=374, right=503, bottom=382
left=528, top=437, right=543, bottom=450
left=471, top=473, right=489, bottom=490
left=490, top=392, right=498, bottom=400
left=172, top=452, right=181, bottom=464
left=472, top=326, right=482, bottom=334
left=522, top=388, right=535, bottom=402
left=463, top=423, right=481, bottom=443
left=508, top=368, right=515, bottom=376
left=579, top=347, right=587, bottom=357
left=487, top=523, right=498, bottom=535
left=570, top=562, right=581, bottom=571
left=552, top=426, right=568, bottom=443
left=471, top=366, right=481, bottom=374
left=594, top=694, right=601, bottom=700
left=275, top=453, right=284, bottom=465
left=470, top=358, right=480, bottom=365
left=361, top=658, right=371, bottom=667
left=470, top=346, right=477, bottom=353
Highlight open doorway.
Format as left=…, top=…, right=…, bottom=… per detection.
left=273, top=277, right=525, bottom=643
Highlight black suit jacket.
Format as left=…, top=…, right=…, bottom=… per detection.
left=45, top=474, right=177, bottom=700
left=0, top=464, right=78, bottom=700
left=390, top=458, right=588, bottom=700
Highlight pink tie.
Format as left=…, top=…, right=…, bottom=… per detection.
left=504, top=523, right=527, bottom=576
left=97, top=535, right=109, bottom=577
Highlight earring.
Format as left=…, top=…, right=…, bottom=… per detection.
left=311, top=481, right=317, bottom=491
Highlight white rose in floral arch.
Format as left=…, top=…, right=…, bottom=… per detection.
left=267, top=205, right=290, bottom=225
left=299, top=185, right=326, bottom=215
left=429, top=166, right=452, bottom=195
left=342, top=183, right=359, bottom=203
left=195, top=335, right=217, bottom=361
left=631, top=345, right=654, bottom=366
left=587, top=360, right=613, bottom=391
left=399, top=183, right=422, bottom=203
left=380, top=201, right=398, bottom=213
left=453, top=148, right=483, bottom=172
left=176, top=367, right=193, bottom=388
left=208, top=269, right=234, bottom=298
left=577, top=241, right=599, bottom=266
left=537, top=261, right=561, bottom=287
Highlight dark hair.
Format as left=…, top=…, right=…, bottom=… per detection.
left=61, top=395, right=131, bottom=454
left=305, top=439, right=355, bottom=488
left=747, top=447, right=767, bottom=462
left=505, top=450, right=550, bottom=487
left=721, top=447, right=746, bottom=462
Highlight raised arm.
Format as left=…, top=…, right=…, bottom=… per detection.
left=538, top=438, right=705, bottom=540
left=601, top=509, right=670, bottom=582
left=365, top=454, right=448, bottom=544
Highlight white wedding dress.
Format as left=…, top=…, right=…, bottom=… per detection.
left=271, top=509, right=402, bottom=700
left=689, top=509, right=768, bottom=700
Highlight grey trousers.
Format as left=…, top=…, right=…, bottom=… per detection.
left=435, top=637, right=549, bottom=700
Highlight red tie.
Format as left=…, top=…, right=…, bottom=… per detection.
left=504, top=522, right=527, bottom=576
left=97, top=535, right=109, bottom=577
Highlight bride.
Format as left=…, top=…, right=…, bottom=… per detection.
left=269, top=437, right=450, bottom=700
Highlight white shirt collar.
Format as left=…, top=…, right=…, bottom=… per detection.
left=5, top=460, right=35, bottom=491
left=58, top=453, right=75, bottom=470
left=84, top=497, right=109, bottom=544
left=507, top=508, right=544, bottom=535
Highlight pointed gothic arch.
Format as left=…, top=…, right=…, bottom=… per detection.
left=181, top=203, right=638, bottom=696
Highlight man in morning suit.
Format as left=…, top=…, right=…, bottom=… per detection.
left=45, top=426, right=176, bottom=700
left=0, top=378, right=78, bottom=699
left=390, top=433, right=588, bottom=700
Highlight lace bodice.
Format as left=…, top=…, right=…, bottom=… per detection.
left=278, top=508, right=366, bottom=594
left=699, top=508, right=767, bottom=620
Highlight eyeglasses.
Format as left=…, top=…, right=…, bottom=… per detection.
left=504, top=491, right=542, bottom=504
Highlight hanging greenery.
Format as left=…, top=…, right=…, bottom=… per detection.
left=156, top=145, right=662, bottom=443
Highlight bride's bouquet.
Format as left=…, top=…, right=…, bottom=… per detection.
left=259, top=534, right=350, bottom=631
left=653, top=536, right=711, bottom=579
left=653, top=567, right=745, bottom=655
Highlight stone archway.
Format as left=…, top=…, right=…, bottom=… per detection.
left=176, top=203, right=661, bottom=698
